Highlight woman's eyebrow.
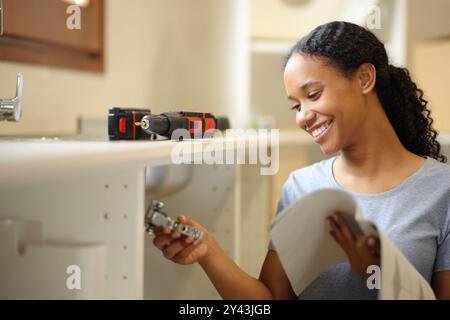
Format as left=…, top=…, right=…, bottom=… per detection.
left=287, top=81, right=322, bottom=100
left=299, top=80, right=321, bottom=91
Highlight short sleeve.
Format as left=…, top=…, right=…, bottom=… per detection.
left=434, top=223, right=450, bottom=272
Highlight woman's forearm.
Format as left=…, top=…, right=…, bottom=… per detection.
left=199, top=241, right=273, bottom=300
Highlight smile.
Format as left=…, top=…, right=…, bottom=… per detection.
left=310, top=119, right=333, bottom=141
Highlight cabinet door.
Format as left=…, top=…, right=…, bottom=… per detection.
left=0, top=0, right=104, bottom=72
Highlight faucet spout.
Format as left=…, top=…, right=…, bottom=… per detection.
left=0, top=72, right=24, bottom=122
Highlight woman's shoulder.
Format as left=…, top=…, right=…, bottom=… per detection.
left=287, top=156, right=335, bottom=186
left=279, top=157, right=336, bottom=204
left=423, top=157, right=450, bottom=183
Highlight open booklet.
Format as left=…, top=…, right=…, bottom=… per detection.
left=270, top=188, right=436, bottom=300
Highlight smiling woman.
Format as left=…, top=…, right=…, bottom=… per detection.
left=275, top=21, right=450, bottom=300
left=151, top=21, right=450, bottom=300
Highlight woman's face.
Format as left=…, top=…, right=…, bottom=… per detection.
left=283, top=53, right=368, bottom=155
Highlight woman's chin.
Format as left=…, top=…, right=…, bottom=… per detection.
left=319, top=142, right=339, bottom=155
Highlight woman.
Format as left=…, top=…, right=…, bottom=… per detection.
left=153, top=21, right=450, bottom=300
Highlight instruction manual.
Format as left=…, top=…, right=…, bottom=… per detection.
left=270, top=188, right=435, bottom=300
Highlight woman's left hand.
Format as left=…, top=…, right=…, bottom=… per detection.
left=326, top=212, right=380, bottom=277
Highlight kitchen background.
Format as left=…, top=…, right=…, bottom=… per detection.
left=0, top=0, right=449, bottom=299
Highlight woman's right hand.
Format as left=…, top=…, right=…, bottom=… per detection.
left=153, top=215, right=217, bottom=265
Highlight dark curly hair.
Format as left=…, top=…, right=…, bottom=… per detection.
left=286, top=21, right=447, bottom=163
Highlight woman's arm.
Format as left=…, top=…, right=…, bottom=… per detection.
left=200, top=245, right=296, bottom=300
left=153, top=215, right=296, bottom=300
left=259, top=250, right=297, bottom=299
left=432, top=271, right=450, bottom=300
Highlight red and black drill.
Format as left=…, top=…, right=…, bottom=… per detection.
left=108, top=108, right=230, bottom=140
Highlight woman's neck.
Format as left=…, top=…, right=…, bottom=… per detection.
left=336, top=100, right=424, bottom=179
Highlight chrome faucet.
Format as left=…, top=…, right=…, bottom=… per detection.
left=0, top=73, right=24, bottom=122
left=0, top=0, right=3, bottom=36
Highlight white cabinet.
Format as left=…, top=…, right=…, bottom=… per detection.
left=0, top=138, right=270, bottom=299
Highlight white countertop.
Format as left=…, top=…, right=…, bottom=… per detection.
left=0, top=136, right=255, bottom=186
left=1, top=130, right=448, bottom=187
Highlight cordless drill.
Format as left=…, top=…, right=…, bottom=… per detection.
left=108, top=108, right=230, bottom=140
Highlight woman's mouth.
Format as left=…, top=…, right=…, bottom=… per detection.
left=309, top=119, right=334, bottom=142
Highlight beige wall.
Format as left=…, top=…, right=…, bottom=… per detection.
left=411, top=40, right=450, bottom=133
left=0, top=0, right=249, bottom=136
left=251, top=0, right=344, bottom=40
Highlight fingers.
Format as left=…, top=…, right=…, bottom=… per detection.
left=177, top=215, right=203, bottom=231
left=153, top=233, right=174, bottom=250
left=333, top=212, right=356, bottom=242
left=153, top=226, right=172, bottom=236
left=153, top=227, right=183, bottom=250
left=152, top=214, right=207, bottom=264
left=185, top=236, right=195, bottom=244
left=355, top=235, right=380, bottom=260
left=162, top=238, right=192, bottom=259
left=172, top=241, right=199, bottom=264
left=327, top=217, right=344, bottom=244
left=178, top=215, right=189, bottom=224
left=329, top=229, right=342, bottom=245
left=366, top=236, right=380, bottom=257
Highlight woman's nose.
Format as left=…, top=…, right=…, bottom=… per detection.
left=297, top=108, right=316, bottom=130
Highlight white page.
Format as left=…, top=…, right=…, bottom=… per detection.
left=270, top=188, right=435, bottom=299
left=270, top=189, right=359, bottom=296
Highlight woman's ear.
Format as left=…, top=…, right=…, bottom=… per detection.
left=357, top=63, right=376, bottom=94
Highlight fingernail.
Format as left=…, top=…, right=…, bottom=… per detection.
left=185, top=237, right=194, bottom=244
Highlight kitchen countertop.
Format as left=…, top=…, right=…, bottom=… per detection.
left=0, top=135, right=257, bottom=186
left=1, top=130, right=448, bottom=186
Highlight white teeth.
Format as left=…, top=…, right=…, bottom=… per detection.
left=311, top=120, right=332, bottom=138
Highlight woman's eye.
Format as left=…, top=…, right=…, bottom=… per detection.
left=308, top=91, right=321, bottom=100
left=291, top=104, right=301, bottom=112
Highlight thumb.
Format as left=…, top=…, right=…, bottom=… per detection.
left=177, top=214, right=189, bottom=224
left=177, top=215, right=202, bottom=229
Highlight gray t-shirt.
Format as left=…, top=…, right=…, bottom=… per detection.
left=269, top=156, right=450, bottom=299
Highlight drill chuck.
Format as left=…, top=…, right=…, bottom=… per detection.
left=141, top=115, right=170, bottom=136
